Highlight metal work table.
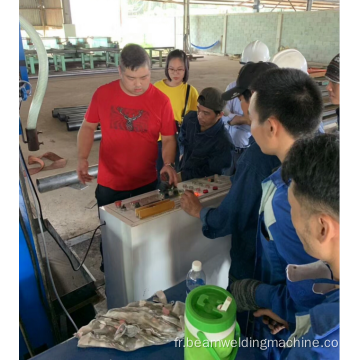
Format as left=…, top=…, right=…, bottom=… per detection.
left=32, top=281, right=266, bottom=360
left=144, top=46, right=174, bottom=68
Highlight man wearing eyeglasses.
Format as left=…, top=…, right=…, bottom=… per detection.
left=177, top=87, right=234, bottom=181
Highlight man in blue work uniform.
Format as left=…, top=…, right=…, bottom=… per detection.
left=275, top=134, right=339, bottom=359
left=180, top=62, right=280, bottom=332
left=222, top=40, right=271, bottom=175
left=178, top=87, right=234, bottom=181
left=229, top=68, right=324, bottom=359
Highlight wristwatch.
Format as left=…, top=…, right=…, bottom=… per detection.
left=165, top=163, right=175, bottom=169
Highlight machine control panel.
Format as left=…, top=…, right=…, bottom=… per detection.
left=105, top=175, right=232, bottom=225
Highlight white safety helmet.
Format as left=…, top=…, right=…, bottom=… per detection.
left=271, top=49, right=308, bottom=74
left=241, top=40, right=270, bottom=64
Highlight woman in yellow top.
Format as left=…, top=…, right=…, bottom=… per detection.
left=154, top=49, right=199, bottom=178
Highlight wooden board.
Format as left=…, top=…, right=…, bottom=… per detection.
left=135, top=200, right=175, bottom=219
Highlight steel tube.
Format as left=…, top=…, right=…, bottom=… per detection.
left=62, top=114, right=86, bottom=122
left=53, top=107, right=87, bottom=117
left=36, top=165, right=98, bottom=193
left=29, top=68, right=119, bottom=79
left=57, top=109, right=87, bottom=116
left=67, top=121, right=82, bottom=131
left=94, top=130, right=102, bottom=141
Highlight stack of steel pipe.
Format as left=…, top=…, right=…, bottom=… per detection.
left=52, top=105, right=88, bottom=131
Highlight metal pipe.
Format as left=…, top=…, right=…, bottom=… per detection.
left=67, top=121, right=82, bottom=131
left=94, top=130, right=102, bottom=141
left=20, top=15, right=49, bottom=131
left=52, top=107, right=87, bottom=118
left=55, top=106, right=88, bottom=112
left=29, top=67, right=119, bottom=79
left=36, top=165, right=98, bottom=193
left=56, top=109, right=87, bottom=116
left=61, top=114, right=86, bottom=122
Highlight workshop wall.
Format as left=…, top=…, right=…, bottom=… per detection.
left=190, top=10, right=339, bottom=63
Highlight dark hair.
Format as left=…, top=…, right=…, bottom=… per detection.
left=250, top=68, right=323, bottom=137
left=242, top=89, right=252, bottom=103
left=165, top=49, right=189, bottom=83
left=282, top=133, right=339, bottom=218
left=120, top=43, right=150, bottom=71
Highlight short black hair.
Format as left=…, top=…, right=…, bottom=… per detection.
left=165, top=49, right=189, bottom=83
left=120, top=43, right=150, bottom=71
left=250, top=68, right=323, bottom=138
left=282, top=133, right=339, bottom=219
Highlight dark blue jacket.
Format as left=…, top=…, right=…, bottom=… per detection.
left=200, top=136, right=280, bottom=281
left=179, top=111, right=234, bottom=181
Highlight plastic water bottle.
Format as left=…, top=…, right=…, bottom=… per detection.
left=186, top=261, right=206, bottom=296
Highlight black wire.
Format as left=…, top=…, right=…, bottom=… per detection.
left=19, top=146, right=105, bottom=272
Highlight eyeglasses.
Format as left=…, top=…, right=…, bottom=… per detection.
left=168, top=68, right=185, bottom=74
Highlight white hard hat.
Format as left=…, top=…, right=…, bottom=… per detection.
left=241, top=40, right=270, bottom=64
left=271, top=49, right=308, bottom=73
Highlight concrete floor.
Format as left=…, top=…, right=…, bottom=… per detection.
left=20, top=55, right=240, bottom=241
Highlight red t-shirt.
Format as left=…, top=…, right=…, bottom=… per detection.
left=85, top=81, right=175, bottom=191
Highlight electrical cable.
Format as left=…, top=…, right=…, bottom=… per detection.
left=19, top=315, right=35, bottom=358
left=19, top=146, right=105, bottom=272
left=20, top=147, right=79, bottom=332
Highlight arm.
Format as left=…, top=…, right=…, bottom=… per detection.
left=222, top=83, right=248, bottom=126
left=228, top=115, right=251, bottom=126
left=159, top=99, right=178, bottom=185
left=76, top=91, right=100, bottom=184
left=77, top=120, right=98, bottom=184
left=161, top=135, right=176, bottom=165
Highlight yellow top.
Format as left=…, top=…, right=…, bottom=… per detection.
left=154, top=79, right=199, bottom=140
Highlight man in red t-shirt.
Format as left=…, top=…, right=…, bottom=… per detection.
left=77, top=44, right=177, bottom=271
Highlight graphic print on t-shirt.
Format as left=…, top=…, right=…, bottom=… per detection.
left=110, top=106, right=149, bottom=132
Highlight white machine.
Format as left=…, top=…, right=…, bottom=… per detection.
left=99, top=175, right=232, bottom=309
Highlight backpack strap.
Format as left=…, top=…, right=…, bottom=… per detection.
left=182, top=84, right=191, bottom=119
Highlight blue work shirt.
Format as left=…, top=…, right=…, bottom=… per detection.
left=179, top=111, right=234, bottom=181
left=222, top=81, right=252, bottom=149
left=254, top=167, right=318, bottom=323
left=252, top=167, right=320, bottom=359
left=281, top=261, right=339, bottom=360
left=200, top=136, right=280, bottom=281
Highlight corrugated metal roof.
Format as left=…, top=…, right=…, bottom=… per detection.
left=19, top=9, right=42, bottom=26
left=19, top=0, right=63, bottom=27
left=142, top=0, right=339, bottom=10
left=45, top=9, right=63, bottom=26
left=19, top=0, right=38, bottom=9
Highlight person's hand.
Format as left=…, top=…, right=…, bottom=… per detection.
left=77, top=158, right=94, bottom=184
left=180, top=190, right=202, bottom=218
left=253, top=309, right=289, bottom=335
left=160, top=164, right=178, bottom=186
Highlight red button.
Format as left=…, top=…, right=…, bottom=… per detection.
left=213, top=186, right=218, bottom=190
left=203, top=189, right=208, bottom=194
